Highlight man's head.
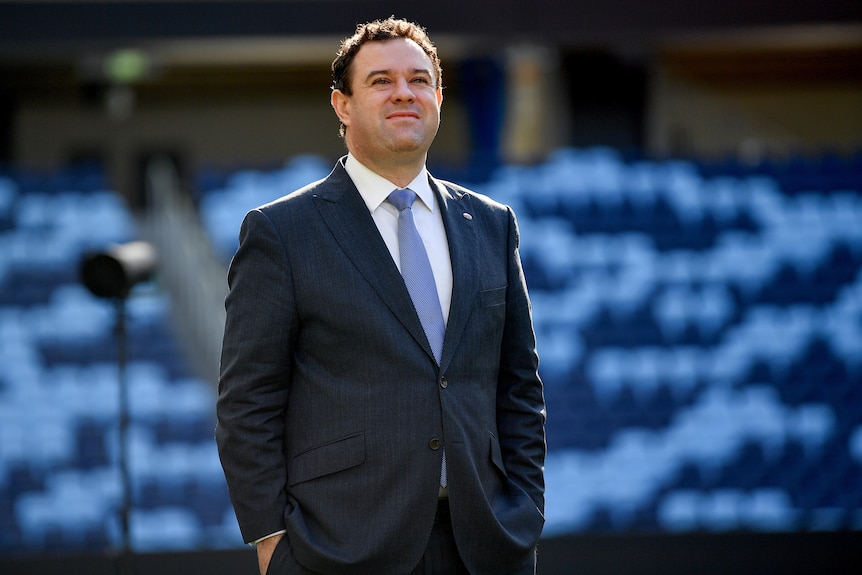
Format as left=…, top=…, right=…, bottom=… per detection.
left=332, top=18, right=442, bottom=97
left=330, top=18, right=444, bottom=175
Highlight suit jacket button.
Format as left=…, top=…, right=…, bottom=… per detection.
left=439, top=377, right=448, bottom=389
left=429, top=438, right=442, bottom=450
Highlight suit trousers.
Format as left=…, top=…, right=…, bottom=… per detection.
left=408, top=499, right=469, bottom=575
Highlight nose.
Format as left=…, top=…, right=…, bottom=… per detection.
left=392, top=78, right=415, bottom=102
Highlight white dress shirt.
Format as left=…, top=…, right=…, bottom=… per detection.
left=344, top=154, right=453, bottom=324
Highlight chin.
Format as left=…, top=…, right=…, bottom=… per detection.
left=386, top=135, right=430, bottom=153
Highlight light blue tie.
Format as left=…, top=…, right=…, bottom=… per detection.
left=388, top=189, right=447, bottom=489
left=387, top=189, right=445, bottom=363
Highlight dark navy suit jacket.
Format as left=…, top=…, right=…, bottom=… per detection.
left=216, top=159, right=546, bottom=574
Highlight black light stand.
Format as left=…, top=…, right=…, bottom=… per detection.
left=80, top=241, right=158, bottom=575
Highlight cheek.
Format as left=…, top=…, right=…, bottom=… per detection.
left=425, top=96, right=442, bottom=116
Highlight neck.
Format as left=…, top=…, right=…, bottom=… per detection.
left=348, top=150, right=426, bottom=189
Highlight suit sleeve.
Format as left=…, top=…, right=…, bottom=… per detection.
left=216, top=208, right=296, bottom=543
left=497, top=206, right=546, bottom=511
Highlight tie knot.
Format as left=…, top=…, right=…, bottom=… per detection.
left=387, top=188, right=417, bottom=212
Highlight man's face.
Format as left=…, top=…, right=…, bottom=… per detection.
left=332, top=38, right=443, bottom=164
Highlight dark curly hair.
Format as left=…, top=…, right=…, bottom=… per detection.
left=331, top=17, right=443, bottom=137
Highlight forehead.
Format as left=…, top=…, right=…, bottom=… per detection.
left=352, top=37, right=433, bottom=73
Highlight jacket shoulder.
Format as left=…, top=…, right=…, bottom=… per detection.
left=256, top=176, right=328, bottom=213
left=435, top=178, right=510, bottom=216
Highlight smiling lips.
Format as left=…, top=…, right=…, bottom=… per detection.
left=387, top=111, right=420, bottom=119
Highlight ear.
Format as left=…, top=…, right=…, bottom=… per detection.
left=436, top=87, right=443, bottom=107
left=331, top=89, right=351, bottom=127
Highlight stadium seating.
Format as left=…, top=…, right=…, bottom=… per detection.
left=0, top=146, right=860, bottom=555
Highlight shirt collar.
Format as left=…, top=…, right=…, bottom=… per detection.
left=344, top=153, right=435, bottom=214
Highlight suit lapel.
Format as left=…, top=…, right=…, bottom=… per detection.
left=431, top=176, right=477, bottom=372
left=313, top=162, right=436, bottom=361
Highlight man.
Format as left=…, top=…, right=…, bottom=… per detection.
left=216, top=17, right=545, bottom=575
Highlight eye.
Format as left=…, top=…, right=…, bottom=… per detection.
left=372, top=77, right=391, bottom=85
left=411, top=77, right=431, bottom=85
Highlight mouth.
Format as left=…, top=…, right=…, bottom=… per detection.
left=387, top=111, right=420, bottom=120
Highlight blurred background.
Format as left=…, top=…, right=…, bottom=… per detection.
left=1, top=1, right=861, bottom=573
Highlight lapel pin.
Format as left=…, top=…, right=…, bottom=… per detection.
left=462, top=212, right=473, bottom=220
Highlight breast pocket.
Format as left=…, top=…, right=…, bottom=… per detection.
left=478, top=286, right=506, bottom=308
